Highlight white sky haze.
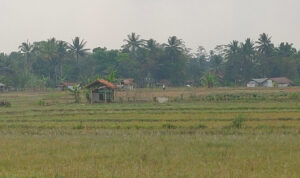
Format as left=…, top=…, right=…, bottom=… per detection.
left=1, top=0, right=300, bottom=53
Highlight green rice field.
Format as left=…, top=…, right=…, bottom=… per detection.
left=0, top=88, right=300, bottom=177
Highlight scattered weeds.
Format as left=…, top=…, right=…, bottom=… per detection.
left=38, top=99, right=46, bottom=106
left=232, top=115, right=246, bottom=129
left=73, top=121, right=84, bottom=130
left=162, top=123, right=177, bottom=129
left=0, top=101, right=11, bottom=107
left=191, top=123, right=207, bottom=129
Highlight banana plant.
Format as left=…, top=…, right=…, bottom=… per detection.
left=68, top=83, right=81, bottom=103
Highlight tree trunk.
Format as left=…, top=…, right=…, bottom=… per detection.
left=76, top=53, right=79, bottom=65
left=59, top=58, right=63, bottom=80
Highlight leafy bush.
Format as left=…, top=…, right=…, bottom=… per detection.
left=73, top=124, right=84, bottom=130
left=201, top=73, right=218, bottom=88
left=199, top=92, right=300, bottom=102
left=85, top=90, right=90, bottom=103
left=73, top=121, right=84, bottom=129
left=180, top=94, right=184, bottom=101
left=0, top=101, right=11, bottom=107
left=38, top=100, right=46, bottom=106
left=193, top=124, right=207, bottom=129
left=152, top=96, right=157, bottom=102
left=232, top=116, right=246, bottom=129
left=68, top=83, right=81, bottom=103
left=162, top=123, right=177, bottom=129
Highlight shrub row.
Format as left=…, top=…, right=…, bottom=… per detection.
left=171, top=92, right=300, bottom=102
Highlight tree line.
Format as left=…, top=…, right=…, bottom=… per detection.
left=0, top=33, right=300, bottom=88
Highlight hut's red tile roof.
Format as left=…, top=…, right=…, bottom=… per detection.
left=270, top=77, right=293, bottom=84
left=123, top=78, right=134, bottom=85
left=86, top=79, right=116, bottom=89
left=97, top=79, right=116, bottom=89
left=61, top=82, right=75, bottom=87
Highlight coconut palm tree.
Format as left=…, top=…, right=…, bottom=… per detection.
left=225, top=40, right=240, bottom=58
left=122, top=33, right=144, bottom=57
left=68, top=37, right=89, bottom=65
left=242, top=38, right=255, bottom=59
left=164, top=36, right=185, bottom=63
left=57, top=41, right=68, bottom=79
left=145, top=39, right=159, bottom=52
left=256, top=33, right=274, bottom=56
left=209, top=50, right=224, bottom=72
left=38, top=38, right=61, bottom=85
left=19, top=40, right=34, bottom=73
left=277, top=42, right=297, bottom=57
left=240, top=38, right=256, bottom=82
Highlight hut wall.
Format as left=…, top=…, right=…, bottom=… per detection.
left=91, top=93, right=100, bottom=103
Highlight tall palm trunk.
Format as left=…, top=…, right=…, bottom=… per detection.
left=60, top=61, right=63, bottom=79
left=76, top=53, right=79, bottom=65
left=24, top=54, right=31, bottom=75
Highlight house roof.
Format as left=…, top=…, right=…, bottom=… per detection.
left=270, top=77, right=293, bottom=84
left=251, top=78, right=268, bottom=84
left=57, top=82, right=77, bottom=87
left=123, top=78, right=134, bottom=85
left=86, top=79, right=116, bottom=89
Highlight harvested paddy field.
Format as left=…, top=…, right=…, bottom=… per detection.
left=0, top=88, right=300, bottom=177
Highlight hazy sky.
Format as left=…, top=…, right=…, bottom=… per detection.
left=1, top=0, right=300, bottom=53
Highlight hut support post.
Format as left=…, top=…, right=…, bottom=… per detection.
left=90, top=90, right=93, bottom=104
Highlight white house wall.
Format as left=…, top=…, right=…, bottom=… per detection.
left=247, top=83, right=256, bottom=88
left=264, top=80, right=273, bottom=87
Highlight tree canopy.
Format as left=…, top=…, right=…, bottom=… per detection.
left=0, top=33, right=300, bottom=88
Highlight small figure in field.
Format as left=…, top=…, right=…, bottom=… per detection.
left=162, top=84, right=166, bottom=91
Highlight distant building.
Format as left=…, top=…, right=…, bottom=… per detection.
left=270, top=77, right=293, bottom=87
left=57, top=82, right=80, bottom=91
left=247, top=78, right=272, bottom=87
left=86, top=79, right=116, bottom=103
left=121, top=78, right=135, bottom=90
left=0, top=83, right=5, bottom=92
left=247, top=77, right=293, bottom=88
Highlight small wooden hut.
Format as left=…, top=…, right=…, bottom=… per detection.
left=120, top=78, right=135, bottom=90
left=86, top=79, right=116, bottom=103
left=0, top=83, right=5, bottom=92
left=57, top=82, right=79, bottom=91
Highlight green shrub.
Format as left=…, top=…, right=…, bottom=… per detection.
left=68, top=83, right=81, bottom=103
left=162, top=123, right=177, bottom=129
left=85, top=90, right=90, bottom=103
left=232, top=116, right=246, bottom=129
left=193, top=124, right=207, bottom=129
left=0, top=101, right=11, bottom=107
left=180, top=94, right=184, bottom=101
left=38, top=99, right=46, bottom=106
left=73, top=121, right=84, bottom=129
left=153, top=96, right=157, bottom=102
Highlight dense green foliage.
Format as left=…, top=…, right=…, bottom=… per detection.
left=1, top=33, right=300, bottom=88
